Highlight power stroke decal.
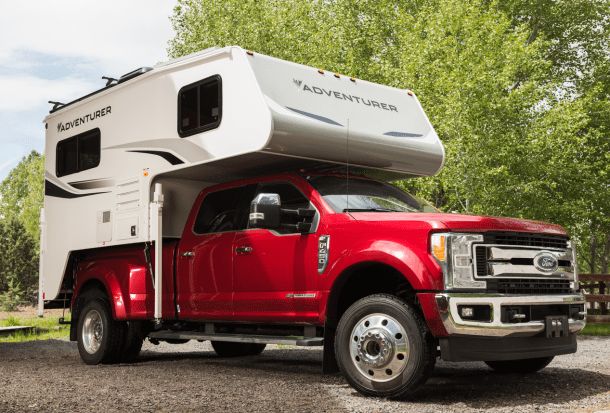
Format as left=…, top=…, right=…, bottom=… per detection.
left=293, top=79, right=398, bottom=112
left=56, top=106, right=111, bottom=133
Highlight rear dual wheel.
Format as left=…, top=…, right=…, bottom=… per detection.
left=76, top=290, right=144, bottom=364
left=335, top=294, right=436, bottom=399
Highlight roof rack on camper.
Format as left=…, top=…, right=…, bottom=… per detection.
left=48, top=66, right=153, bottom=114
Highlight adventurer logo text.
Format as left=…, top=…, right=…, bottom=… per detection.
left=57, top=106, right=112, bottom=133
left=293, top=79, right=398, bottom=112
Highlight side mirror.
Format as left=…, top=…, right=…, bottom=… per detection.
left=249, top=193, right=281, bottom=229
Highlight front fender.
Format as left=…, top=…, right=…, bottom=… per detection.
left=326, top=239, right=442, bottom=291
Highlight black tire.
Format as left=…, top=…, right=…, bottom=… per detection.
left=211, top=341, right=267, bottom=357
left=335, top=294, right=436, bottom=399
left=485, top=356, right=554, bottom=373
left=76, top=290, right=126, bottom=365
left=120, top=321, right=145, bottom=362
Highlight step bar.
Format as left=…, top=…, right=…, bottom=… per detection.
left=148, top=330, right=324, bottom=347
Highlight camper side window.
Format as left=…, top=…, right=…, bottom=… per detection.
left=178, top=75, right=222, bottom=137
left=56, top=128, right=101, bottom=177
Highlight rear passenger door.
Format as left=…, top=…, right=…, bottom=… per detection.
left=232, top=181, right=320, bottom=323
left=176, top=185, right=256, bottom=320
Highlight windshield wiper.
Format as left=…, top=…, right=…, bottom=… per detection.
left=343, top=208, right=398, bottom=212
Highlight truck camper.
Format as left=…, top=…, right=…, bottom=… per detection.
left=40, top=46, right=585, bottom=398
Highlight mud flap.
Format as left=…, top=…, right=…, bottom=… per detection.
left=322, top=326, right=339, bottom=374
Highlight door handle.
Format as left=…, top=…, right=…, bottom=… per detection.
left=235, top=246, right=253, bottom=255
left=182, top=251, right=194, bottom=258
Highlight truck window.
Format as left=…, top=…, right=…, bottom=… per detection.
left=56, top=128, right=100, bottom=177
left=194, top=185, right=256, bottom=234
left=252, top=182, right=312, bottom=234
left=178, top=75, right=222, bottom=137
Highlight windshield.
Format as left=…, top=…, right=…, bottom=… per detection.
left=308, top=175, right=439, bottom=213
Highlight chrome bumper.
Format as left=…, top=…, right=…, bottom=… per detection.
left=435, top=293, right=586, bottom=337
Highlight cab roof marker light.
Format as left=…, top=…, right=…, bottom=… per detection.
left=407, top=90, right=414, bottom=96
left=350, top=77, right=356, bottom=82
left=334, top=73, right=340, bottom=78
left=317, top=69, right=325, bottom=75
left=246, top=50, right=254, bottom=56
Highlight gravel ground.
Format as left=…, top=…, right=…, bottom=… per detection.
left=0, top=337, right=608, bottom=413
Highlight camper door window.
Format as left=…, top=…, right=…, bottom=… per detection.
left=178, top=75, right=222, bottom=137
left=56, top=128, right=101, bottom=177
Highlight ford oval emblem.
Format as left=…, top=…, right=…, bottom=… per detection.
left=534, top=252, right=559, bottom=273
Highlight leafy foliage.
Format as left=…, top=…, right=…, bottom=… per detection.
left=0, top=218, right=38, bottom=308
left=0, top=151, right=44, bottom=242
left=170, top=0, right=609, bottom=272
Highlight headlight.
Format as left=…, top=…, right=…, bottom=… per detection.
left=430, top=232, right=485, bottom=290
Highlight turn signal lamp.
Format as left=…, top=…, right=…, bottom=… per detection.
left=430, top=234, right=446, bottom=262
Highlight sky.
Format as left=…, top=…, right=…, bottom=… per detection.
left=0, top=1, right=177, bottom=180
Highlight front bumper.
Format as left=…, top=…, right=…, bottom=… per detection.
left=435, top=293, right=586, bottom=337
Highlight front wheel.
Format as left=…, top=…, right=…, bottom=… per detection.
left=485, top=356, right=554, bottom=373
left=335, top=294, right=436, bottom=398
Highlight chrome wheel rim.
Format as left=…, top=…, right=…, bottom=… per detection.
left=82, top=309, right=103, bottom=354
left=349, top=313, right=409, bottom=382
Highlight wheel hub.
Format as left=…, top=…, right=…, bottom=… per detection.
left=357, top=328, right=394, bottom=368
left=349, top=313, right=409, bottom=382
left=82, top=309, right=103, bottom=354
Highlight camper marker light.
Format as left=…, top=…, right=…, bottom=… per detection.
left=334, top=73, right=340, bottom=78
left=350, top=77, right=356, bottom=82
left=246, top=50, right=254, bottom=56
left=318, top=69, right=325, bottom=75
left=407, top=90, right=414, bottom=96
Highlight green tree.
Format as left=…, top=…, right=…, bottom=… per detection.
left=0, top=218, right=38, bottom=309
left=169, top=0, right=608, bottom=271
left=0, top=150, right=44, bottom=243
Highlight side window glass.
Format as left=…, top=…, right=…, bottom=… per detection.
left=56, top=128, right=101, bottom=177
left=253, top=182, right=311, bottom=234
left=178, top=75, right=222, bottom=137
left=194, top=185, right=256, bottom=234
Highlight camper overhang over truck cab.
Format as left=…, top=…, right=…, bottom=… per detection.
left=39, top=46, right=586, bottom=398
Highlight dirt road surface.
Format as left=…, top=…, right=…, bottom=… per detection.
left=1, top=337, right=608, bottom=412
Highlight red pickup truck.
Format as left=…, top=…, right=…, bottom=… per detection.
left=69, top=172, right=585, bottom=398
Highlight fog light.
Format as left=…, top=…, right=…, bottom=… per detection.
left=460, top=307, right=474, bottom=318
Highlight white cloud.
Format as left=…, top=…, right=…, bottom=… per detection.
left=0, top=1, right=177, bottom=181
left=0, top=0, right=176, bottom=74
left=0, top=75, right=96, bottom=111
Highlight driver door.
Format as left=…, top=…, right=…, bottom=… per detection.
left=232, top=181, right=320, bottom=323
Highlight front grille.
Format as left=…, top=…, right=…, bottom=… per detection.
left=483, top=232, right=568, bottom=249
left=487, top=279, right=572, bottom=295
left=475, top=247, right=487, bottom=276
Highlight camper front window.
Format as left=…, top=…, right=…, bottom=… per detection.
left=178, top=75, right=222, bottom=137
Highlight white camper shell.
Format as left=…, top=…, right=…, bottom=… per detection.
left=39, top=46, right=445, bottom=310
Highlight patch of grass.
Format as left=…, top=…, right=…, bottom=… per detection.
left=579, top=323, right=610, bottom=336
left=0, top=315, right=71, bottom=343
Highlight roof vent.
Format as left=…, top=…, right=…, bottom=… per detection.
left=118, top=67, right=153, bottom=84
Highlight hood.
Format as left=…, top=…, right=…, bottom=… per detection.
left=348, top=212, right=568, bottom=236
